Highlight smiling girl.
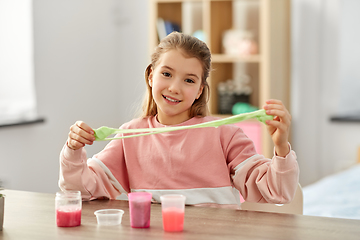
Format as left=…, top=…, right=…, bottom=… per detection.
left=59, top=32, right=299, bottom=207
left=147, top=49, right=204, bottom=125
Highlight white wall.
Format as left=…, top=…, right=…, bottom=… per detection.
left=0, top=0, right=148, bottom=193
left=292, top=0, right=360, bottom=186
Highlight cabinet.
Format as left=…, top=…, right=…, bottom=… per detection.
left=149, top=0, right=290, bottom=157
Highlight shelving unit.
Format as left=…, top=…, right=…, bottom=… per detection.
left=149, top=0, right=291, bottom=157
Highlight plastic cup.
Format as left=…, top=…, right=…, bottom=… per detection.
left=128, top=192, right=152, bottom=228
left=94, top=209, right=124, bottom=226
left=55, top=191, right=82, bottom=227
left=160, top=194, right=186, bottom=232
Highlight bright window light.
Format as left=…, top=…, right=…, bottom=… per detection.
left=0, top=0, right=37, bottom=125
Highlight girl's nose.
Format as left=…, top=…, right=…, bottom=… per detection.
left=168, top=79, right=181, bottom=94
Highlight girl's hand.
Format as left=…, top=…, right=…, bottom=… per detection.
left=263, top=99, right=291, bottom=157
left=67, top=121, right=95, bottom=150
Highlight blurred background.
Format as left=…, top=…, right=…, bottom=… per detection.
left=0, top=0, right=359, bottom=195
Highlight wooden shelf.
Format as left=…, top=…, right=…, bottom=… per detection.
left=212, top=54, right=261, bottom=63
left=149, top=0, right=290, bottom=157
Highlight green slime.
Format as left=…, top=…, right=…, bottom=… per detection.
left=94, top=109, right=273, bottom=141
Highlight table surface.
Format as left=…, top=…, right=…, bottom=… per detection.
left=1, top=189, right=360, bottom=240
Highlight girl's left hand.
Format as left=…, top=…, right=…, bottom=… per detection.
left=263, top=99, right=291, bottom=157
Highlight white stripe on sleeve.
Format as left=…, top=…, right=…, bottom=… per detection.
left=88, top=157, right=127, bottom=194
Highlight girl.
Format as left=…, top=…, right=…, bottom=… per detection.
left=60, top=32, right=299, bottom=208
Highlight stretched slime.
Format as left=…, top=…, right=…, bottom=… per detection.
left=93, top=109, right=273, bottom=141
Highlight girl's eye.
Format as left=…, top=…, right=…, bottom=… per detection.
left=162, top=72, right=171, bottom=77
left=185, top=79, right=195, bottom=84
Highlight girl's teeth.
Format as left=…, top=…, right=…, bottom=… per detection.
left=165, top=96, right=180, bottom=102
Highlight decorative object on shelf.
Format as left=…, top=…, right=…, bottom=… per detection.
left=0, top=186, right=4, bottom=231
left=217, top=75, right=252, bottom=114
left=192, top=29, right=206, bottom=43
left=222, top=29, right=258, bottom=56
left=232, top=102, right=258, bottom=115
left=157, top=18, right=181, bottom=40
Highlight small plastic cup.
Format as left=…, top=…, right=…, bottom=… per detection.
left=160, top=194, right=186, bottom=232
left=94, top=209, right=124, bottom=226
left=128, top=192, right=152, bottom=228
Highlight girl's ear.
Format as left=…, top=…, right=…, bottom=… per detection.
left=148, top=70, right=153, bottom=87
left=146, top=64, right=153, bottom=87
left=196, top=84, right=204, bottom=99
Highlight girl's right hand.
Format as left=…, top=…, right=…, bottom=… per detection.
left=67, top=121, right=96, bottom=150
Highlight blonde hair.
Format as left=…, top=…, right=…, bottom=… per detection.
left=141, top=32, right=211, bottom=118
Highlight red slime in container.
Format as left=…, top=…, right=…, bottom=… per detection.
left=162, top=207, right=184, bottom=232
left=130, top=199, right=151, bottom=228
left=56, top=208, right=81, bottom=227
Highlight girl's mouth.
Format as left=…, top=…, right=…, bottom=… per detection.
left=163, top=95, right=181, bottom=103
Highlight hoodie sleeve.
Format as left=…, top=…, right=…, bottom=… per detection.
left=227, top=129, right=299, bottom=204
left=58, top=143, right=127, bottom=200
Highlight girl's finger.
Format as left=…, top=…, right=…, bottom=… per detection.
left=75, top=121, right=94, bottom=135
left=266, top=120, right=287, bottom=132
left=265, top=109, right=286, bottom=119
left=265, top=108, right=291, bottom=124
left=273, top=116, right=281, bottom=122
left=265, top=99, right=283, bottom=105
left=70, top=125, right=95, bottom=142
left=264, top=100, right=289, bottom=113
left=264, top=101, right=288, bottom=111
left=69, top=131, right=94, bottom=145
left=67, top=138, right=85, bottom=150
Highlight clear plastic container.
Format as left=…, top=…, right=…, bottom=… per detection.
left=160, top=194, right=186, bottom=232
left=94, top=209, right=124, bottom=226
left=55, top=190, right=82, bottom=227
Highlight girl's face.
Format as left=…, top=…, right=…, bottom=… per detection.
left=149, top=49, right=204, bottom=125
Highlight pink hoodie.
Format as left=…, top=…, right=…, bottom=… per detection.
left=59, top=116, right=299, bottom=207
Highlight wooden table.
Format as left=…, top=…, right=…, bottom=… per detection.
left=1, top=189, right=359, bottom=240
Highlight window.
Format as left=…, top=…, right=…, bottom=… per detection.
left=0, top=0, right=39, bottom=126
